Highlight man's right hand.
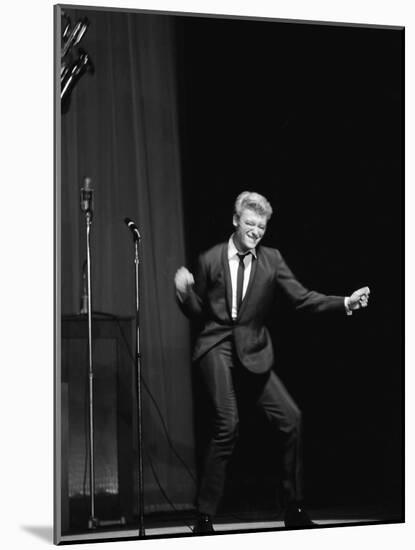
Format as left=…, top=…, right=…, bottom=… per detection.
left=174, top=266, right=195, bottom=297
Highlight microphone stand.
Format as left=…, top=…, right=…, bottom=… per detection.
left=128, top=230, right=145, bottom=537
left=83, top=208, right=98, bottom=529
left=135, top=236, right=145, bottom=537
left=81, top=185, right=127, bottom=530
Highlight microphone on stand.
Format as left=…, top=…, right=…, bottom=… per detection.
left=80, top=177, right=94, bottom=215
left=124, top=214, right=145, bottom=536
left=124, top=217, right=142, bottom=240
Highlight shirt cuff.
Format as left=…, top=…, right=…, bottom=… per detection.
left=344, top=296, right=353, bottom=316
left=176, top=290, right=186, bottom=303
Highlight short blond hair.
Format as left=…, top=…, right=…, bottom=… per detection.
left=234, top=191, right=273, bottom=221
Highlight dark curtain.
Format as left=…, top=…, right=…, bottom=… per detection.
left=60, top=8, right=196, bottom=512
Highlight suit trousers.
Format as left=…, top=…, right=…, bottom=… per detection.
left=196, top=337, right=303, bottom=516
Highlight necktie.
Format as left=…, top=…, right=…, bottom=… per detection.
left=236, top=253, right=246, bottom=315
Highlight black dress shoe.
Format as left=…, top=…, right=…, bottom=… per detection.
left=193, top=513, right=214, bottom=534
left=284, top=503, right=316, bottom=528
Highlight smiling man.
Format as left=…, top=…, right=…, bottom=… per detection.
left=174, top=191, right=370, bottom=534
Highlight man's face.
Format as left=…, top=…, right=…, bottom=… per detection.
left=233, top=208, right=267, bottom=252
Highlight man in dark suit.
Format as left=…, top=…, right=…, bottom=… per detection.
left=174, top=191, right=370, bottom=533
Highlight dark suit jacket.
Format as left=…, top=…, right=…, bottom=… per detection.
left=179, top=242, right=345, bottom=374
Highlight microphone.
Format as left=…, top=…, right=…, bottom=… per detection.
left=124, top=217, right=142, bottom=240
left=80, top=177, right=93, bottom=214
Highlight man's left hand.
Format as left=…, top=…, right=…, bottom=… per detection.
left=348, top=286, right=371, bottom=311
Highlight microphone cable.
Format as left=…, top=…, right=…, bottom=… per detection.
left=144, top=448, right=194, bottom=533
left=94, top=311, right=198, bottom=487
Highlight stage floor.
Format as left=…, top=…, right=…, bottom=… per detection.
left=59, top=505, right=402, bottom=543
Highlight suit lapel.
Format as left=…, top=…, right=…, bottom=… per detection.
left=221, top=243, right=233, bottom=320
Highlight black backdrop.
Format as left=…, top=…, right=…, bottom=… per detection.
left=175, top=16, right=403, bottom=514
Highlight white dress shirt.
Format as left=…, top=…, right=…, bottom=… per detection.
left=228, top=236, right=257, bottom=320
